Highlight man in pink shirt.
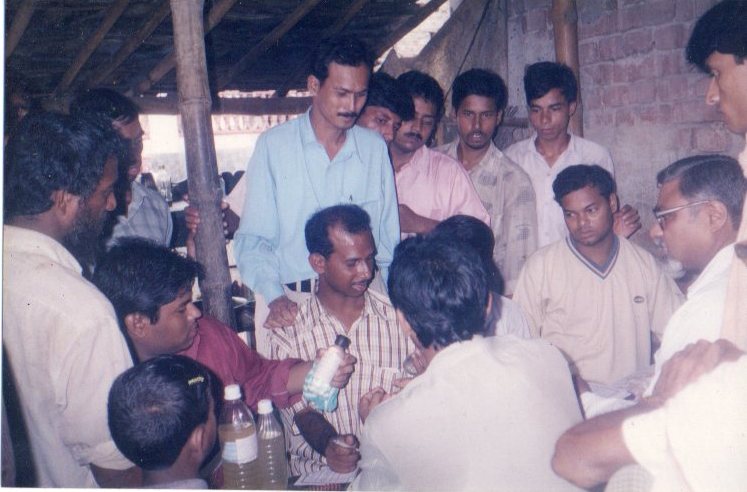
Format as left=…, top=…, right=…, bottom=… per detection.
left=389, top=70, right=490, bottom=235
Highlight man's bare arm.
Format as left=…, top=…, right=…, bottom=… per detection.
left=294, top=408, right=359, bottom=473
left=398, top=204, right=438, bottom=235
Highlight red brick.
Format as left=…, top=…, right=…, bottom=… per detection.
left=623, top=29, right=654, bottom=56
left=523, top=9, right=548, bottom=33
left=693, top=126, right=730, bottom=152
left=689, top=75, right=710, bottom=99
left=628, top=55, right=657, bottom=81
left=602, top=85, right=631, bottom=107
left=640, top=104, right=674, bottom=124
left=583, top=88, right=603, bottom=111
left=579, top=12, right=618, bottom=39
left=653, top=24, right=687, bottom=50
left=589, top=110, right=614, bottom=126
left=583, top=63, right=614, bottom=85
left=598, top=35, right=624, bottom=61
left=629, top=80, right=657, bottom=104
left=579, top=41, right=600, bottom=65
left=615, top=108, right=636, bottom=126
left=620, top=1, right=676, bottom=31
left=656, top=51, right=688, bottom=76
left=673, top=99, right=721, bottom=123
left=675, top=127, right=694, bottom=147
left=675, top=0, right=695, bottom=22
left=657, top=77, right=689, bottom=102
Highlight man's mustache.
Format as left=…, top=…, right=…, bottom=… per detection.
left=403, top=131, right=422, bottom=141
left=338, top=112, right=359, bottom=118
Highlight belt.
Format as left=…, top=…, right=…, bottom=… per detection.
left=285, top=279, right=313, bottom=293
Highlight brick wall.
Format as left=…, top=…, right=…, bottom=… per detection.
left=506, top=0, right=745, bottom=249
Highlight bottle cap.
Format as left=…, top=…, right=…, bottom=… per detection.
left=224, top=384, right=241, bottom=401
left=334, top=335, right=351, bottom=350
left=258, top=399, right=273, bottom=414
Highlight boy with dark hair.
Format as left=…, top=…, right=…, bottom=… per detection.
left=686, top=0, right=747, bottom=351
left=269, top=204, right=410, bottom=485
left=505, top=62, right=640, bottom=248
left=108, top=355, right=217, bottom=489
left=234, top=35, right=399, bottom=357
left=357, top=71, right=415, bottom=144
left=389, top=70, right=489, bottom=236
left=514, top=164, right=682, bottom=386
left=351, top=236, right=582, bottom=491
left=92, top=238, right=354, bottom=411
left=437, top=68, right=538, bottom=294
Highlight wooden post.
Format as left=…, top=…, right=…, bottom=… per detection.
left=170, top=0, right=235, bottom=328
left=551, top=0, right=582, bottom=137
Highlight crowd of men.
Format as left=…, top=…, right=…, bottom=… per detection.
left=2, top=1, right=746, bottom=490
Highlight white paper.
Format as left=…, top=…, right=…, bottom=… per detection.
left=294, top=467, right=359, bottom=486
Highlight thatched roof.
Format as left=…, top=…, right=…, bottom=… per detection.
left=5, top=0, right=447, bottom=113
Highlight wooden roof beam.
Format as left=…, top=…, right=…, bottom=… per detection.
left=135, top=94, right=312, bottom=115
left=6, top=0, right=37, bottom=59
left=85, top=0, right=172, bottom=89
left=273, top=0, right=371, bottom=97
left=216, top=0, right=324, bottom=91
left=133, top=0, right=239, bottom=96
left=53, top=0, right=130, bottom=96
left=377, top=0, right=449, bottom=57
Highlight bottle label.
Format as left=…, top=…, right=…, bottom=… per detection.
left=222, top=434, right=258, bottom=464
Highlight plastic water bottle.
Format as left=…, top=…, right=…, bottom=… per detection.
left=303, top=335, right=350, bottom=412
left=219, top=384, right=261, bottom=489
left=257, top=399, right=288, bottom=490
left=154, top=164, right=172, bottom=203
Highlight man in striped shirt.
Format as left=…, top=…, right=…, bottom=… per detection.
left=269, top=205, right=411, bottom=483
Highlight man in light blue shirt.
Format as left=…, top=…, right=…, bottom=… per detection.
left=234, top=36, right=400, bottom=355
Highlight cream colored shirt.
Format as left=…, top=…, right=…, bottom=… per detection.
left=514, top=236, right=683, bottom=385
left=437, top=140, right=538, bottom=294
left=504, top=134, right=614, bottom=248
left=2, top=225, right=134, bottom=487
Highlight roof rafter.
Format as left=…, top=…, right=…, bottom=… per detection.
left=6, top=0, right=37, bottom=59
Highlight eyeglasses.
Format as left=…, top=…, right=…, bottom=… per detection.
left=652, top=200, right=710, bottom=228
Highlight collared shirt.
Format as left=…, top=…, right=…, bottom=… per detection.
left=395, top=145, right=490, bottom=233
left=234, top=109, right=400, bottom=302
left=178, top=315, right=303, bottom=412
left=504, top=134, right=615, bottom=248
left=437, top=140, right=538, bottom=294
left=514, top=236, right=683, bottom=385
left=269, top=290, right=410, bottom=478
left=108, top=180, right=173, bottom=247
left=352, top=336, right=583, bottom=492
left=2, top=225, right=133, bottom=487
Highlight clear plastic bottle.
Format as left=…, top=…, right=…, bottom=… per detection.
left=154, top=164, right=172, bottom=203
left=257, top=399, right=289, bottom=490
left=219, top=384, right=261, bottom=490
left=303, top=334, right=351, bottom=412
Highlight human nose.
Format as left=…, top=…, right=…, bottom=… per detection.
left=649, top=219, right=663, bottom=241
left=188, top=302, right=202, bottom=321
left=358, top=260, right=373, bottom=280
left=706, top=77, right=719, bottom=106
left=106, top=191, right=117, bottom=212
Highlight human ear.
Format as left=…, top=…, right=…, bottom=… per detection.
left=307, top=75, right=320, bottom=96
left=309, top=253, right=326, bottom=275
left=124, top=312, right=149, bottom=339
left=608, top=192, right=619, bottom=214
left=568, top=101, right=578, bottom=116
left=706, top=201, right=729, bottom=231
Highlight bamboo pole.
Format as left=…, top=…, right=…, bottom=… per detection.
left=551, top=0, right=582, bottom=136
left=6, top=0, right=36, bottom=59
left=170, top=0, right=235, bottom=329
left=54, top=0, right=130, bottom=95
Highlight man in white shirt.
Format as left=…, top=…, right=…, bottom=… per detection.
left=352, top=235, right=582, bottom=491
left=504, top=61, right=639, bottom=247
left=3, top=112, right=139, bottom=487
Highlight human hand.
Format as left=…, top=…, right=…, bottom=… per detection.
left=613, top=204, right=641, bottom=238
left=358, top=387, right=388, bottom=423
left=312, top=349, right=356, bottom=389
left=184, top=200, right=232, bottom=238
left=398, top=204, right=438, bottom=235
left=652, top=339, right=743, bottom=401
left=265, top=295, right=298, bottom=329
left=324, top=434, right=360, bottom=473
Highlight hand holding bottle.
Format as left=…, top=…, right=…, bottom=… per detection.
left=314, top=348, right=357, bottom=389
left=324, top=434, right=360, bottom=473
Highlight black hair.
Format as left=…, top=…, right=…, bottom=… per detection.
left=70, top=88, right=140, bottom=124
left=397, top=70, right=445, bottom=122
left=107, top=354, right=214, bottom=471
left=452, top=68, right=508, bottom=113
left=686, top=1, right=747, bottom=73
left=363, top=71, right=415, bottom=121
left=309, top=35, right=375, bottom=84
left=4, top=111, right=126, bottom=220
left=429, top=215, right=504, bottom=295
left=92, top=238, right=202, bottom=330
left=553, top=164, right=616, bottom=204
left=523, top=61, right=578, bottom=105
left=388, top=236, right=491, bottom=349
left=657, top=154, right=746, bottom=228
left=305, top=204, right=373, bottom=258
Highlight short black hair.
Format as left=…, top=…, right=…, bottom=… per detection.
left=429, top=215, right=504, bottom=295
left=553, top=164, right=616, bottom=204
left=309, top=35, right=375, bottom=84
left=305, top=204, right=373, bottom=258
left=108, top=354, right=214, bottom=471
left=452, top=68, right=508, bottom=113
left=657, top=154, right=747, bottom=228
left=4, top=111, right=126, bottom=219
left=93, top=238, right=202, bottom=330
left=70, top=88, right=140, bottom=125
left=524, top=61, right=578, bottom=105
left=388, top=236, right=491, bottom=349
left=362, top=71, right=415, bottom=121
left=686, top=1, right=747, bottom=73
left=397, top=70, right=445, bottom=122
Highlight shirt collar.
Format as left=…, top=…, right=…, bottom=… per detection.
left=687, top=243, right=735, bottom=298
left=300, top=108, right=360, bottom=163
left=3, top=224, right=82, bottom=274
left=566, top=235, right=620, bottom=279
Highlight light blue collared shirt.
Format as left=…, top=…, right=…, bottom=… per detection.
left=234, top=109, right=400, bottom=302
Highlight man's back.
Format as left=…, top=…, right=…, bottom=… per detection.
left=353, top=336, right=583, bottom=491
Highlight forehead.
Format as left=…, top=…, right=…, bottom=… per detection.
left=529, top=87, right=568, bottom=107
left=320, top=62, right=370, bottom=89
left=561, top=185, right=606, bottom=209
left=657, top=179, right=684, bottom=206
left=705, top=51, right=738, bottom=71
left=113, top=118, right=143, bottom=140
left=328, top=225, right=374, bottom=254
left=413, top=96, right=436, bottom=117
left=458, top=94, right=497, bottom=112
left=361, top=105, right=399, bottom=122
